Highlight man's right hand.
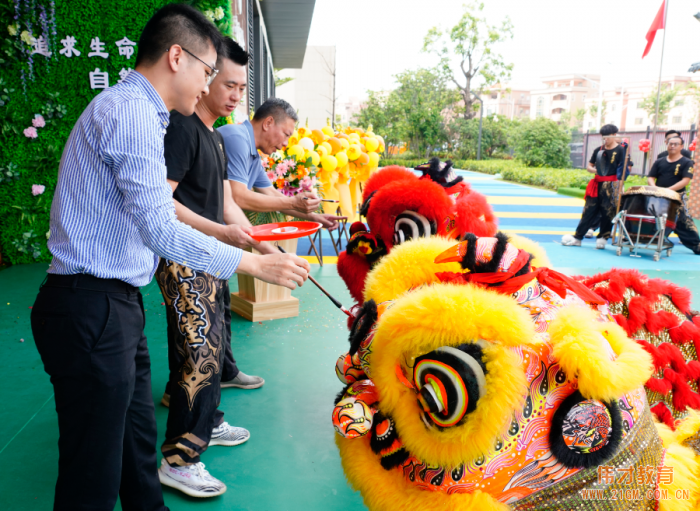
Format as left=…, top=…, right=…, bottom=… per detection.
left=247, top=253, right=310, bottom=290
left=221, top=224, right=260, bottom=250
left=291, top=192, right=322, bottom=214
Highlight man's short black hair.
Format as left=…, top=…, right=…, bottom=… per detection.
left=253, top=98, right=299, bottom=124
left=220, top=37, right=249, bottom=67
left=136, top=3, right=223, bottom=67
left=600, top=124, right=618, bottom=136
left=669, top=135, right=685, bottom=145
left=665, top=129, right=681, bottom=138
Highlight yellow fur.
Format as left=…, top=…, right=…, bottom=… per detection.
left=363, top=237, right=463, bottom=304
left=654, top=421, right=700, bottom=511
left=548, top=306, right=653, bottom=401
left=371, top=284, right=533, bottom=467
left=337, top=435, right=509, bottom=511
left=508, top=234, right=552, bottom=268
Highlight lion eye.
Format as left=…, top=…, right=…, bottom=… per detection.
left=393, top=211, right=437, bottom=245
left=413, top=345, right=486, bottom=428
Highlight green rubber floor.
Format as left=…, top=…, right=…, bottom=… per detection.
left=4, top=261, right=700, bottom=511
left=0, top=263, right=364, bottom=511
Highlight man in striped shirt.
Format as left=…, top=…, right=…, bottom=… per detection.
left=30, top=5, right=309, bottom=510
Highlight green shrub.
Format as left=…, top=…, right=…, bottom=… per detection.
left=380, top=158, right=646, bottom=192
left=511, top=118, right=572, bottom=168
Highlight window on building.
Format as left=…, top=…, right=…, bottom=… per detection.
left=635, top=118, right=644, bottom=125
left=611, top=104, right=616, bottom=112
left=675, top=99, right=685, bottom=107
left=536, top=97, right=544, bottom=118
left=553, top=94, right=567, bottom=101
left=552, top=108, right=565, bottom=114
left=583, top=95, right=587, bottom=100
left=490, top=93, right=498, bottom=99
left=672, top=116, right=682, bottom=124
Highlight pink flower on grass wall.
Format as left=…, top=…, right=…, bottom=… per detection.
left=32, top=115, right=46, bottom=128
left=24, top=127, right=38, bottom=138
left=32, top=184, right=46, bottom=196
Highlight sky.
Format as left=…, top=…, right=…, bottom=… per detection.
left=304, top=0, right=700, bottom=102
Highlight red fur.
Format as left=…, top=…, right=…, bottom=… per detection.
left=646, top=310, right=681, bottom=335
left=361, top=166, right=417, bottom=202
left=686, top=360, right=700, bottom=380
left=349, top=222, right=367, bottom=236
left=658, top=343, right=689, bottom=376
left=651, top=402, right=676, bottom=430
left=668, top=285, right=692, bottom=314
left=336, top=251, right=371, bottom=305
left=625, top=295, right=649, bottom=334
left=664, top=368, right=700, bottom=411
left=646, top=377, right=673, bottom=395
left=637, top=340, right=669, bottom=371
left=613, top=314, right=632, bottom=335
left=453, top=190, right=498, bottom=238
left=367, top=179, right=454, bottom=250
left=669, top=321, right=700, bottom=345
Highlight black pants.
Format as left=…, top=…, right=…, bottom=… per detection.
left=156, top=260, right=228, bottom=466
left=672, top=192, right=700, bottom=253
left=221, top=282, right=239, bottom=381
left=574, top=181, right=618, bottom=240
left=31, top=274, right=166, bottom=511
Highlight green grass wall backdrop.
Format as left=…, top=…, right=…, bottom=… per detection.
left=0, top=0, right=233, bottom=265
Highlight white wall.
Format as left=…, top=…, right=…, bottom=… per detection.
left=276, top=46, right=336, bottom=129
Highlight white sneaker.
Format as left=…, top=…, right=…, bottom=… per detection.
left=561, top=235, right=581, bottom=246
left=158, top=459, right=226, bottom=498
left=585, top=229, right=596, bottom=238
left=596, top=238, right=607, bottom=249
left=210, top=422, right=250, bottom=446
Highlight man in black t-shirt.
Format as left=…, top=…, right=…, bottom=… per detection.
left=563, top=124, right=624, bottom=249
left=657, top=129, right=693, bottom=160
left=647, top=135, right=700, bottom=254
left=155, top=38, right=274, bottom=497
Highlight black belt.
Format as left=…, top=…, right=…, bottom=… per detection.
left=43, top=273, right=139, bottom=294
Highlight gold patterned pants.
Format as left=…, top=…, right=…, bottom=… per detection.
left=155, top=259, right=227, bottom=466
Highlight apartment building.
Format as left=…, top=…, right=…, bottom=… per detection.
left=481, top=85, right=532, bottom=119
left=529, top=74, right=601, bottom=125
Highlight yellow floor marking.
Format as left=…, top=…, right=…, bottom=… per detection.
left=299, top=256, right=339, bottom=265
left=487, top=196, right=584, bottom=206
left=497, top=212, right=582, bottom=219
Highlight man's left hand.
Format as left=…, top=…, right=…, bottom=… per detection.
left=311, top=213, right=347, bottom=231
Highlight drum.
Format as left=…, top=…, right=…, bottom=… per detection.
left=621, top=186, right=681, bottom=239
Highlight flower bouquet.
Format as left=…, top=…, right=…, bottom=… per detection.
left=264, top=152, right=318, bottom=197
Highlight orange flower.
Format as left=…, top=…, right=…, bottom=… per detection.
left=276, top=178, right=286, bottom=189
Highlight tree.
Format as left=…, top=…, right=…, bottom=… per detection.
left=274, top=69, right=293, bottom=88
left=448, top=116, right=509, bottom=159
left=640, top=86, right=678, bottom=126
left=512, top=118, right=571, bottom=168
left=354, top=68, right=460, bottom=158
left=423, top=1, right=514, bottom=120
left=574, top=108, right=586, bottom=127
left=588, top=101, right=607, bottom=122
left=315, top=48, right=339, bottom=128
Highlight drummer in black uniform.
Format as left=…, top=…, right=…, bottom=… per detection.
left=647, top=135, right=700, bottom=255
left=562, top=124, right=624, bottom=249
left=657, top=130, right=693, bottom=160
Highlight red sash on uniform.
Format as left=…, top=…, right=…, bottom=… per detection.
left=585, top=175, right=617, bottom=199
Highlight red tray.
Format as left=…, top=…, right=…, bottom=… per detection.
left=249, top=221, right=322, bottom=241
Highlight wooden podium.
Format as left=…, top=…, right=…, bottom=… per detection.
left=229, top=238, right=299, bottom=322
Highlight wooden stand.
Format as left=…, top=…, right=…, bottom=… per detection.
left=230, top=238, right=300, bottom=322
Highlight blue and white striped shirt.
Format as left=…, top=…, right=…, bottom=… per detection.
left=48, top=71, right=242, bottom=287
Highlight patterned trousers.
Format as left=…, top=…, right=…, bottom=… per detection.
left=156, top=259, right=227, bottom=466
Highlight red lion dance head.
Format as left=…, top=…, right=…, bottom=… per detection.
left=337, top=158, right=498, bottom=304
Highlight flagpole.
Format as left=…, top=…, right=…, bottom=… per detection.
left=648, top=0, right=669, bottom=174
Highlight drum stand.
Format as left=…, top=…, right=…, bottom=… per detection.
left=612, top=211, right=673, bottom=261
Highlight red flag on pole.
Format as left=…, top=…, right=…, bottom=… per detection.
left=642, top=0, right=666, bottom=58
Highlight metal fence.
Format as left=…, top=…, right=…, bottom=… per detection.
left=580, top=126, right=697, bottom=175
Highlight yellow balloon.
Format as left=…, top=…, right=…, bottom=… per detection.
left=288, top=136, right=299, bottom=147
left=364, top=137, right=379, bottom=152
left=320, top=141, right=333, bottom=154
left=298, top=126, right=310, bottom=137
left=347, top=144, right=362, bottom=161
left=348, top=133, right=361, bottom=143
left=298, top=137, right=315, bottom=152
left=368, top=151, right=380, bottom=168
left=339, top=138, right=350, bottom=150
left=335, top=150, right=349, bottom=167
left=322, top=126, right=335, bottom=137
left=321, top=155, right=338, bottom=172
left=309, top=150, right=321, bottom=166
left=317, top=144, right=329, bottom=158
left=287, top=144, right=304, bottom=159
